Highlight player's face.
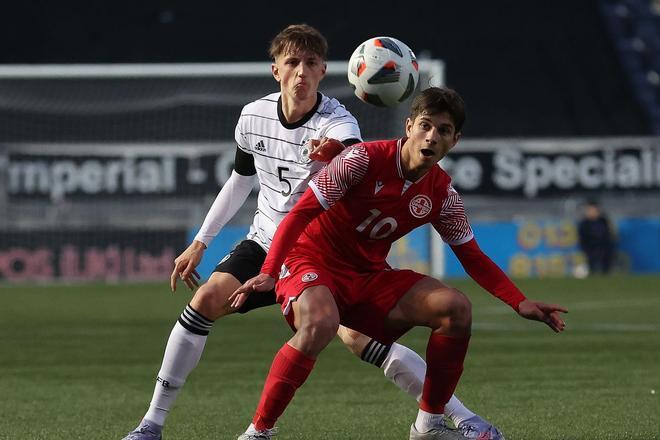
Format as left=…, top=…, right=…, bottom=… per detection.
left=272, top=49, right=326, bottom=103
left=404, top=111, right=461, bottom=168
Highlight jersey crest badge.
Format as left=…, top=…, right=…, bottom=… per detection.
left=301, top=272, right=318, bottom=282
left=409, top=195, right=432, bottom=218
left=298, top=139, right=313, bottom=164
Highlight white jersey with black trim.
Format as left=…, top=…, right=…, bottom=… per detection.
left=235, top=92, right=361, bottom=251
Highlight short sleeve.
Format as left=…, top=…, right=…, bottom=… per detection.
left=234, top=111, right=250, bottom=153
left=431, top=185, right=474, bottom=245
left=317, top=99, right=362, bottom=143
left=308, top=144, right=369, bottom=209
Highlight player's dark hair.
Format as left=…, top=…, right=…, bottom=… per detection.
left=410, top=87, right=466, bottom=133
left=269, top=24, right=328, bottom=61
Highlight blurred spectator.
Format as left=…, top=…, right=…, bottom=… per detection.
left=577, top=201, right=616, bottom=275
left=652, top=0, right=660, bottom=16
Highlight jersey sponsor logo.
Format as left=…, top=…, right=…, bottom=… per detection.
left=301, top=272, right=318, bottom=282
left=254, top=140, right=266, bottom=152
left=374, top=180, right=384, bottom=194
left=409, top=195, right=433, bottom=218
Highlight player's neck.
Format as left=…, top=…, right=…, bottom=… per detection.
left=400, top=143, right=434, bottom=182
left=402, top=163, right=432, bottom=182
left=279, top=92, right=318, bottom=124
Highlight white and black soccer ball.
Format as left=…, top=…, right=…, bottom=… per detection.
left=347, top=37, right=419, bottom=108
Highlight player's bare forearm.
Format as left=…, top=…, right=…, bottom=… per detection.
left=517, top=299, right=568, bottom=333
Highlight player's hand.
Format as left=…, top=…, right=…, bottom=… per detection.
left=170, top=240, right=205, bottom=292
left=228, top=273, right=276, bottom=309
left=517, top=299, right=568, bottom=333
left=308, top=137, right=345, bottom=162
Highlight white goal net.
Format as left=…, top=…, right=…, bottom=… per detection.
left=0, top=60, right=444, bottom=282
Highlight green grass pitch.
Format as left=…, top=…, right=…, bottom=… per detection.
left=1, top=275, right=659, bottom=439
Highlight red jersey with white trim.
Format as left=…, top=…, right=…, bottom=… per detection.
left=294, top=138, right=474, bottom=272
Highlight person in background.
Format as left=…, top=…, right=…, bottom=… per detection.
left=577, top=200, right=615, bottom=275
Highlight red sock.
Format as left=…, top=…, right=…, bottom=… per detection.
left=253, top=343, right=316, bottom=430
left=420, top=333, right=470, bottom=414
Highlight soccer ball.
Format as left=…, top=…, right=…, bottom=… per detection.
left=347, top=37, right=419, bottom=107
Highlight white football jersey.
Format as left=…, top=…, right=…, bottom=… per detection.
left=235, top=92, right=361, bottom=251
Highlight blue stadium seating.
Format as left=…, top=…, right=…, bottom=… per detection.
left=601, top=0, right=660, bottom=133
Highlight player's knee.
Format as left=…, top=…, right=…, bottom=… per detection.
left=293, top=315, right=339, bottom=357
left=432, top=288, right=471, bottom=335
left=190, top=282, right=232, bottom=320
left=297, top=298, right=340, bottom=345
left=296, top=288, right=340, bottom=346
left=300, top=314, right=340, bottom=345
left=447, top=290, right=472, bottom=333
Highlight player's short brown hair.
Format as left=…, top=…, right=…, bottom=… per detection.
left=268, top=24, right=328, bottom=61
left=410, top=87, right=466, bottom=133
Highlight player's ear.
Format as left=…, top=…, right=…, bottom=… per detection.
left=272, top=63, right=280, bottom=82
left=405, top=117, right=414, bottom=137
left=321, top=62, right=327, bottom=77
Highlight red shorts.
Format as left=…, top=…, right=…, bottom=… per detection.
left=275, top=255, right=426, bottom=344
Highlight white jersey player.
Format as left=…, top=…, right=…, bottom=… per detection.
left=231, top=91, right=360, bottom=251
left=121, top=24, right=504, bottom=440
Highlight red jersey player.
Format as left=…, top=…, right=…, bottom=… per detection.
left=231, top=87, right=567, bottom=440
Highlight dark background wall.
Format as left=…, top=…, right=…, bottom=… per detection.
left=0, top=0, right=649, bottom=137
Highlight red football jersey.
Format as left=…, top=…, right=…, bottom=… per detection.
left=290, top=138, right=474, bottom=272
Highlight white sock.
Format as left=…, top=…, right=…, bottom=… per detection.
left=415, top=408, right=445, bottom=433
left=244, top=423, right=258, bottom=434
left=445, top=394, right=476, bottom=427
left=381, top=342, right=425, bottom=401
left=382, top=342, right=478, bottom=426
left=143, top=320, right=208, bottom=426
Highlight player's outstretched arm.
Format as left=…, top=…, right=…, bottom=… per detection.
left=170, top=240, right=204, bottom=292
left=516, top=300, right=567, bottom=333
left=451, top=238, right=568, bottom=332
